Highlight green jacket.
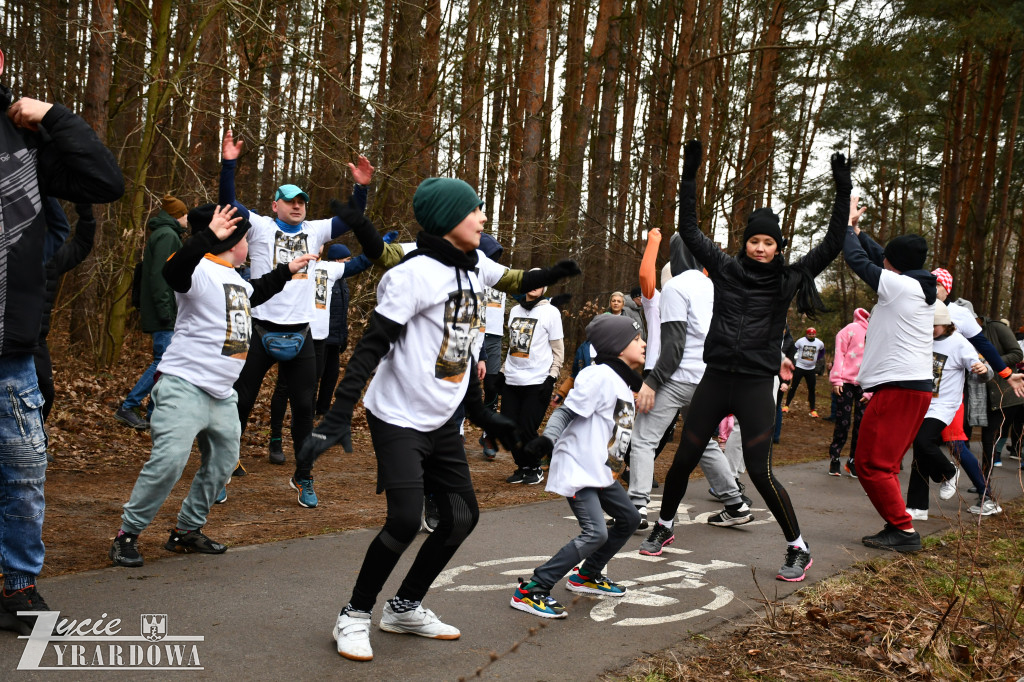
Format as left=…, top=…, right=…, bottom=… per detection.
left=140, top=210, right=185, bottom=333
left=982, top=318, right=1024, bottom=410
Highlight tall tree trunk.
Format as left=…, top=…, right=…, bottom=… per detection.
left=516, top=0, right=549, bottom=264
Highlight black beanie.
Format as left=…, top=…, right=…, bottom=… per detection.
left=188, top=203, right=251, bottom=253
left=883, top=234, right=928, bottom=272
left=743, top=208, right=784, bottom=247
left=587, top=315, right=641, bottom=356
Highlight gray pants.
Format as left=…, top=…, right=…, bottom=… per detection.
left=628, top=378, right=741, bottom=508
left=532, top=484, right=640, bottom=590
left=120, top=375, right=240, bottom=535
left=724, top=422, right=745, bottom=476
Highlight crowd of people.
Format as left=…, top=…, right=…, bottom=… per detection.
left=3, top=57, right=1024, bottom=666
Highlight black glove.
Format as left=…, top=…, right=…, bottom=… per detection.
left=484, top=411, right=527, bottom=455
left=523, top=435, right=554, bottom=466
left=548, top=293, right=573, bottom=309
left=74, top=203, right=94, bottom=220
left=681, top=139, right=702, bottom=181
left=331, top=198, right=384, bottom=260
left=520, top=260, right=582, bottom=292
left=298, top=411, right=354, bottom=466
left=831, top=153, right=852, bottom=191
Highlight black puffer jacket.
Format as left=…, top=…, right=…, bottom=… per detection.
left=326, top=277, right=351, bottom=350
left=677, top=178, right=849, bottom=376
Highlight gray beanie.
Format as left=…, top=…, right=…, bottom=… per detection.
left=587, top=315, right=641, bottom=356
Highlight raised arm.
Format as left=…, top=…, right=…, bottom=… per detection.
left=677, top=140, right=730, bottom=274
left=329, top=156, right=374, bottom=238
left=793, top=154, right=852, bottom=277
left=218, top=130, right=250, bottom=219
left=52, top=204, right=96, bottom=275
left=639, top=228, right=661, bottom=299
left=843, top=227, right=883, bottom=291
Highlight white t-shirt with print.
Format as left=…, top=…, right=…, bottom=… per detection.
left=246, top=213, right=333, bottom=324
left=546, top=363, right=635, bottom=497
left=158, top=256, right=254, bottom=400
left=362, top=254, right=507, bottom=430
left=660, top=270, right=714, bottom=385
left=502, top=300, right=563, bottom=386
left=857, top=270, right=934, bottom=390
left=928, top=332, right=982, bottom=424
left=483, top=287, right=506, bottom=337
left=642, top=289, right=661, bottom=371
left=794, top=337, right=824, bottom=370
left=311, top=260, right=350, bottom=340
left=948, top=302, right=982, bottom=339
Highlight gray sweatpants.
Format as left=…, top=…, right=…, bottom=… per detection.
left=628, top=378, right=741, bottom=508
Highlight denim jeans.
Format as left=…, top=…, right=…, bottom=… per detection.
left=120, top=375, right=240, bottom=535
left=0, top=355, right=48, bottom=590
left=122, top=330, right=173, bottom=413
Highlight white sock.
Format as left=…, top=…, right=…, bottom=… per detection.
left=657, top=517, right=674, bottom=529
left=789, top=535, right=808, bottom=551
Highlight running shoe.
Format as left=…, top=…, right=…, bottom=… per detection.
left=566, top=569, right=626, bottom=596
left=479, top=435, right=498, bottom=461
left=290, top=477, right=319, bottom=508
left=862, top=524, right=922, bottom=553
left=845, top=459, right=857, bottom=478
left=421, top=495, right=440, bottom=533
left=828, top=458, right=841, bottom=476
left=334, top=609, right=373, bottom=661
left=905, top=507, right=928, bottom=521
left=938, top=468, right=959, bottom=500
left=781, top=405, right=789, bottom=413
left=776, top=545, right=813, bottom=582
left=268, top=437, right=285, bottom=465
left=0, top=585, right=50, bottom=635
left=164, top=528, right=227, bottom=554
left=809, top=410, right=819, bottom=418
left=522, top=467, right=545, bottom=485
left=968, top=499, right=1002, bottom=516
left=510, top=579, right=567, bottom=619
left=215, top=486, right=228, bottom=504
left=639, top=523, right=675, bottom=556
left=232, top=460, right=247, bottom=477
left=506, top=468, right=527, bottom=484
left=380, top=603, right=460, bottom=639
left=109, top=531, right=144, bottom=567
left=707, top=503, right=753, bottom=527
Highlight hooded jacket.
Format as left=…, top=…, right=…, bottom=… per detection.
left=981, top=318, right=1024, bottom=410
left=675, top=177, right=849, bottom=377
left=0, top=84, right=124, bottom=357
left=140, top=210, right=186, bottom=333
left=830, top=308, right=870, bottom=386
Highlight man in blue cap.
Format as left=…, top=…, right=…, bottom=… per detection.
left=218, top=130, right=375, bottom=506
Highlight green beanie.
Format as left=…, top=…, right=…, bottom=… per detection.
left=412, top=178, right=484, bottom=236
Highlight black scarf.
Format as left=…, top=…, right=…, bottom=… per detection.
left=520, top=296, right=544, bottom=311
left=595, top=354, right=644, bottom=392
left=737, top=251, right=827, bottom=319
left=406, top=231, right=480, bottom=333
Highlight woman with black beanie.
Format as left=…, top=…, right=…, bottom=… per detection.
left=639, top=140, right=852, bottom=583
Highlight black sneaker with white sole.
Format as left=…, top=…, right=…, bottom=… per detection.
left=861, top=524, right=921, bottom=553
left=829, top=458, right=841, bottom=476
left=707, top=502, right=753, bottom=527
left=506, top=468, right=527, bottom=484
left=109, top=531, right=144, bottom=567
left=164, top=528, right=227, bottom=554
left=522, top=468, right=545, bottom=485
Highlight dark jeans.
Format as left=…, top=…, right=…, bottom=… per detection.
left=660, top=368, right=801, bottom=543
left=531, top=484, right=640, bottom=589
left=502, top=382, right=552, bottom=468
left=234, top=323, right=317, bottom=469
left=906, top=417, right=957, bottom=510
left=315, top=343, right=341, bottom=415
left=785, top=367, right=817, bottom=411
left=828, top=383, right=864, bottom=460
left=269, top=338, right=326, bottom=438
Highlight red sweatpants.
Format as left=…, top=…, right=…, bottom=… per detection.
left=855, top=387, right=931, bottom=531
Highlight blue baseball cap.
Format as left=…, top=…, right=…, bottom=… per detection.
left=274, top=184, right=309, bottom=202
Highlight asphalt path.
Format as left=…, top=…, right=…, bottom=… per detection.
left=3, top=452, right=1022, bottom=680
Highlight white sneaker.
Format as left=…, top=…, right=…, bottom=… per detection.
left=379, top=603, right=460, bottom=640
left=938, top=469, right=960, bottom=500
left=968, top=499, right=1003, bottom=516
left=906, top=508, right=929, bottom=521
left=334, top=610, right=373, bottom=661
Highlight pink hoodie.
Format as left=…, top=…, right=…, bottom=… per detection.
left=830, top=308, right=870, bottom=386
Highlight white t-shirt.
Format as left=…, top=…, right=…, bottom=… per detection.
left=503, top=300, right=563, bottom=386
left=927, top=332, right=982, bottom=424
left=546, top=363, right=635, bottom=497
left=794, top=337, right=824, bottom=370
left=311, top=261, right=350, bottom=340
left=362, top=253, right=507, bottom=430
left=158, top=256, right=254, bottom=400
left=641, top=289, right=661, bottom=371
left=948, top=301, right=982, bottom=338
left=246, top=213, right=333, bottom=324
left=483, top=287, right=506, bottom=336
left=857, top=270, right=934, bottom=390
left=660, top=270, right=714, bottom=385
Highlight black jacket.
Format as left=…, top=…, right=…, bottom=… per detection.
left=326, top=277, right=351, bottom=349
left=0, top=86, right=124, bottom=356
left=677, top=178, right=849, bottom=376
left=40, top=203, right=95, bottom=341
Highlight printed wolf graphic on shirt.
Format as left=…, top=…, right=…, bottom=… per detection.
left=314, top=268, right=329, bottom=309
left=508, top=317, right=538, bottom=358
left=606, top=398, right=635, bottom=478
left=932, top=351, right=947, bottom=397
left=222, top=284, right=251, bottom=358
left=273, top=231, right=310, bottom=279
left=435, top=290, right=483, bottom=383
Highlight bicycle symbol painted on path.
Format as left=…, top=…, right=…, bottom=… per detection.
left=431, top=496, right=771, bottom=627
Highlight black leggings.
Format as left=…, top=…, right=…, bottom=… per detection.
left=234, top=324, right=317, bottom=459
left=502, top=382, right=553, bottom=468
left=315, top=343, right=342, bottom=415
left=269, top=338, right=326, bottom=438
left=785, top=367, right=817, bottom=410
left=906, top=417, right=956, bottom=510
left=981, top=404, right=1024, bottom=474
left=660, top=368, right=800, bottom=543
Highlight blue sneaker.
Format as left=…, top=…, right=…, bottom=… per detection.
left=215, top=486, right=227, bottom=504
left=289, top=477, right=318, bottom=508
left=566, top=569, right=626, bottom=596
left=510, top=579, right=566, bottom=619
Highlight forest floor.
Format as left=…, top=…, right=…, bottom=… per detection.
left=41, top=327, right=835, bottom=577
